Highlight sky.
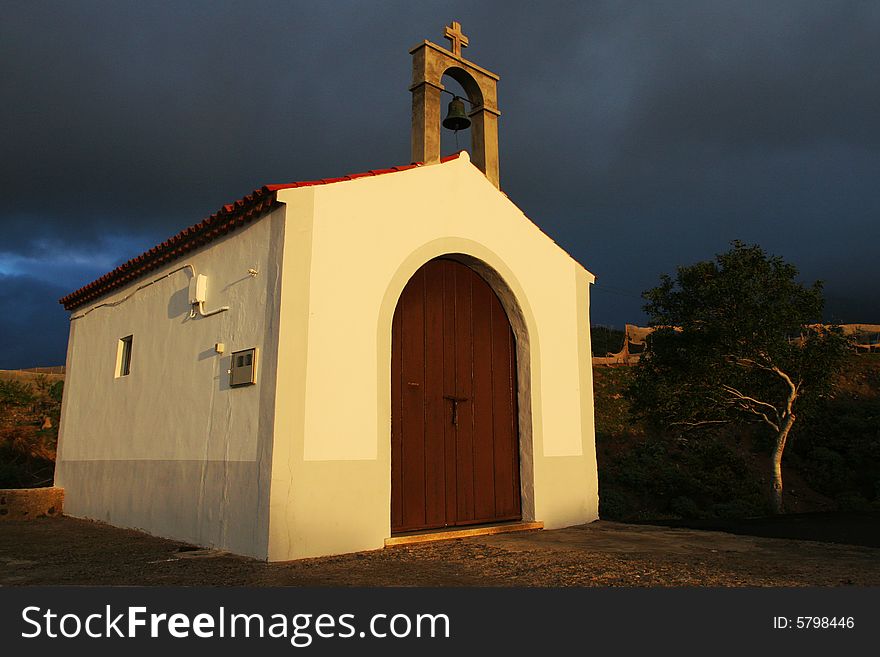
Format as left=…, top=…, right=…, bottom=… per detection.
left=1, top=0, right=878, bottom=368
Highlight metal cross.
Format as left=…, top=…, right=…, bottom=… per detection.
left=443, top=395, right=469, bottom=426
left=444, top=21, right=469, bottom=57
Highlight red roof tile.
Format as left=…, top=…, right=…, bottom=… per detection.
left=59, top=154, right=463, bottom=311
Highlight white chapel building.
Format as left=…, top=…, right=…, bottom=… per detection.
left=55, top=24, right=599, bottom=561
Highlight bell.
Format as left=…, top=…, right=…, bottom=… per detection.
left=442, top=96, right=471, bottom=131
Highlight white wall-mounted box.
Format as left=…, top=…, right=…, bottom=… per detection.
left=189, top=274, right=208, bottom=304
left=230, top=347, right=257, bottom=387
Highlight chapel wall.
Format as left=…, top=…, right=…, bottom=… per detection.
left=267, top=154, right=599, bottom=560
left=54, top=208, right=286, bottom=559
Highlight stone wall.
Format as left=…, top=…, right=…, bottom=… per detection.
left=0, top=487, right=64, bottom=520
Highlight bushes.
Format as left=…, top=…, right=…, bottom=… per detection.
left=596, top=354, right=880, bottom=520
left=49, top=380, right=64, bottom=403
left=599, top=432, right=768, bottom=520
left=789, top=362, right=880, bottom=510
left=595, top=364, right=769, bottom=520
left=0, top=374, right=62, bottom=488
left=597, top=488, right=629, bottom=519
left=0, top=425, right=56, bottom=488
left=0, top=379, right=36, bottom=407
left=591, top=326, right=626, bottom=357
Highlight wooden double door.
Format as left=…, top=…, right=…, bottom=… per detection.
left=391, top=258, right=521, bottom=533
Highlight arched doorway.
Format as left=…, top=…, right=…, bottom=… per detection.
left=391, top=257, right=521, bottom=533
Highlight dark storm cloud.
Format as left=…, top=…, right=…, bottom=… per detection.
left=493, top=2, right=880, bottom=326
left=615, top=4, right=880, bottom=154
left=1, top=1, right=878, bottom=365
left=0, top=275, right=70, bottom=368
left=1, top=2, right=360, bottom=246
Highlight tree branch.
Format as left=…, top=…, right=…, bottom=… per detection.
left=725, top=355, right=776, bottom=373
left=720, top=384, right=781, bottom=415
left=669, top=420, right=730, bottom=431
left=743, top=407, right=780, bottom=432
left=722, top=356, right=802, bottom=421
left=719, top=384, right=782, bottom=431
left=670, top=420, right=730, bottom=426
left=770, top=365, right=799, bottom=417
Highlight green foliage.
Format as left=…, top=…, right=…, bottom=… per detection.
left=789, top=358, right=880, bottom=507
left=33, top=373, right=51, bottom=395
left=0, top=374, right=63, bottom=488
left=628, top=242, right=850, bottom=435
left=597, top=351, right=880, bottom=520
left=595, top=364, right=766, bottom=520
left=0, top=425, right=56, bottom=488
left=0, top=379, right=36, bottom=407
left=597, top=488, right=629, bottom=519
left=49, top=380, right=64, bottom=403
left=834, top=491, right=873, bottom=512
left=591, top=326, right=626, bottom=356
left=599, top=433, right=768, bottom=520
left=593, top=366, right=640, bottom=436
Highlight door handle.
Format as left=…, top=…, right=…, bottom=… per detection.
left=443, top=395, right=469, bottom=426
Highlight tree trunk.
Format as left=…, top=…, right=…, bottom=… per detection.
left=770, top=413, right=796, bottom=514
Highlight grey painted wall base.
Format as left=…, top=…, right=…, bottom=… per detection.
left=58, top=460, right=267, bottom=559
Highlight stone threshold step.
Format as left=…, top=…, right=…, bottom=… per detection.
left=385, top=521, right=543, bottom=547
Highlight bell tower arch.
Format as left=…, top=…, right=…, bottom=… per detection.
left=410, top=21, right=501, bottom=188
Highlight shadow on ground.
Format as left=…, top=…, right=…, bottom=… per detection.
left=633, top=512, right=880, bottom=548
left=2, top=515, right=879, bottom=586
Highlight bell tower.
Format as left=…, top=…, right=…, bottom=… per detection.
left=410, top=21, right=501, bottom=188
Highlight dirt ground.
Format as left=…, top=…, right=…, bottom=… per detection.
left=2, top=515, right=879, bottom=586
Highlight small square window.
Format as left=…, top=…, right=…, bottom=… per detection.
left=116, top=335, right=133, bottom=377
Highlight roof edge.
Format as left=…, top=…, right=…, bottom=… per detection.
left=59, top=153, right=467, bottom=311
